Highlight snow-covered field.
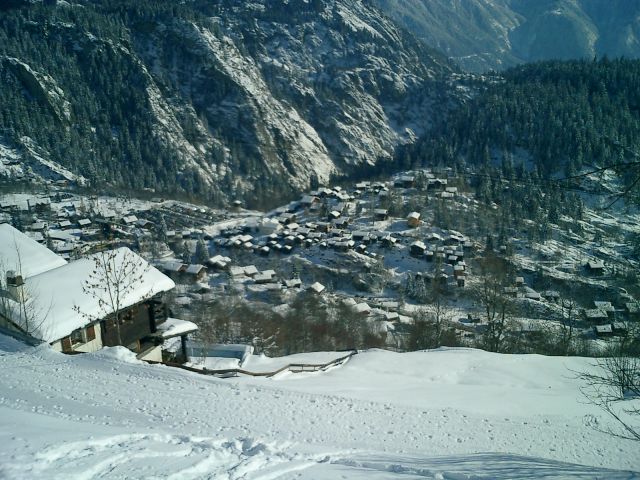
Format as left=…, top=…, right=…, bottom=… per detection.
left=0, top=334, right=638, bottom=479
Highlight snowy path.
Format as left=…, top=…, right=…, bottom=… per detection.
left=0, top=336, right=638, bottom=479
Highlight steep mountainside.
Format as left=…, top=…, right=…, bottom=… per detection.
left=373, top=0, right=640, bottom=72
left=0, top=0, right=457, bottom=206
left=401, top=58, right=640, bottom=206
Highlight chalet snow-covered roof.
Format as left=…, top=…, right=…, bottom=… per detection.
left=185, top=264, right=206, bottom=275
left=587, top=260, right=605, bottom=269
left=584, top=309, right=608, bottom=320
left=594, top=324, right=613, bottom=334
left=380, top=301, right=399, bottom=310
left=29, top=222, right=47, bottom=231
left=157, top=317, right=198, bottom=339
left=385, top=311, right=399, bottom=321
left=354, top=302, right=371, bottom=314
left=524, top=289, right=541, bottom=301
left=208, top=255, right=231, bottom=268
left=398, top=175, right=415, bottom=182
left=625, top=302, right=640, bottom=313
left=593, top=301, right=615, bottom=312
left=230, top=266, right=246, bottom=277
left=410, top=240, right=427, bottom=251
left=309, top=282, right=325, bottom=294
left=161, top=261, right=186, bottom=273
left=284, top=278, right=302, bottom=289
left=243, top=265, right=259, bottom=277
left=0, top=223, right=67, bottom=278
left=253, top=273, right=274, bottom=284
left=342, top=297, right=357, bottom=307
left=5, top=247, right=175, bottom=343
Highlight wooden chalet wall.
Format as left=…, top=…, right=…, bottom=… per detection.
left=100, top=295, right=169, bottom=349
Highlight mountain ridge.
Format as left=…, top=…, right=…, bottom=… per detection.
left=0, top=0, right=459, bottom=207
left=372, top=0, right=640, bottom=72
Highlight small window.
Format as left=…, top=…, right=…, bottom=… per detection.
left=70, top=329, right=85, bottom=345
left=61, top=337, right=72, bottom=352
left=119, top=309, right=134, bottom=324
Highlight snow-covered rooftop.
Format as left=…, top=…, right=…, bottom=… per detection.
left=185, top=264, right=205, bottom=275
left=157, top=317, right=198, bottom=339
left=0, top=223, right=67, bottom=278
left=309, top=282, right=325, bottom=293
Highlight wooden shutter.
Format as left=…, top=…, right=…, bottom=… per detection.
left=86, top=325, right=96, bottom=342
left=61, top=337, right=72, bottom=352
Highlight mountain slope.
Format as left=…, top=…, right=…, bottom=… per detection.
left=0, top=335, right=638, bottom=478
left=0, top=0, right=457, bottom=206
left=402, top=58, right=640, bottom=205
left=373, top=0, right=640, bottom=72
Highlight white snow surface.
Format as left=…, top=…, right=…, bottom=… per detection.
left=0, top=336, right=637, bottom=479
left=0, top=223, right=68, bottom=278
left=157, top=317, right=198, bottom=339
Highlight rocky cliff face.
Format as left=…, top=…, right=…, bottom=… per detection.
left=373, top=0, right=640, bottom=73
left=0, top=0, right=459, bottom=206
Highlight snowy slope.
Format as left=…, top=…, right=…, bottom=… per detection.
left=0, top=335, right=638, bottom=479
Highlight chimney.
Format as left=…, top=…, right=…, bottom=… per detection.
left=6, top=270, right=27, bottom=303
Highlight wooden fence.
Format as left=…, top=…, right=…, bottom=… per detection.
left=147, top=350, right=357, bottom=378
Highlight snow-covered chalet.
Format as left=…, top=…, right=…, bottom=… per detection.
left=0, top=223, right=196, bottom=362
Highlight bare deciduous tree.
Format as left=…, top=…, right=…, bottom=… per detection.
left=557, top=296, right=577, bottom=355
left=473, top=257, right=515, bottom=353
left=577, top=338, right=640, bottom=442
left=0, top=245, right=51, bottom=339
left=74, top=248, right=149, bottom=346
left=410, top=278, right=457, bottom=350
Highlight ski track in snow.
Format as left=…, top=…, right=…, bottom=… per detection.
left=0, top=335, right=638, bottom=479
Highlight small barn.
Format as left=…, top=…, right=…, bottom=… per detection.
left=407, top=212, right=421, bottom=228
left=410, top=241, right=427, bottom=257
left=586, top=260, right=605, bottom=275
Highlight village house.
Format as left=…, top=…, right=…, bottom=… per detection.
left=625, top=302, right=639, bottom=320
left=612, top=322, right=628, bottom=336
left=410, top=240, right=427, bottom=257
left=428, top=178, right=448, bottom=190
left=284, top=278, right=302, bottom=289
left=299, top=195, right=320, bottom=209
left=160, top=260, right=187, bottom=279
left=122, top=215, right=138, bottom=225
left=185, top=264, right=207, bottom=282
left=407, top=212, right=421, bottom=228
left=0, top=223, right=195, bottom=362
left=593, top=301, right=616, bottom=319
left=593, top=324, right=613, bottom=338
left=394, top=175, right=415, bottom=189
left=309, top=282, right=326, bottom=294
left=207, top=255, right=231, bottom=270
left=374, top=209, right=389, bottom=221
left=353, top=302, right=371, bottom=316
left=586, top=260, right=605, bottom=275
left=584, top=308, right=609, bottom=324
